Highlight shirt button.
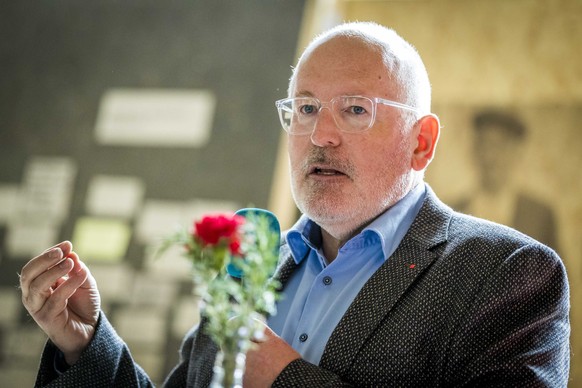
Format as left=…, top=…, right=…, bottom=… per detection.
left=322, top=276, right=332, bottom=286
left=299, top=333, right=308, bottom=342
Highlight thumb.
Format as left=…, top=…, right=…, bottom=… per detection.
left=251, top=317, right=277, bottom=343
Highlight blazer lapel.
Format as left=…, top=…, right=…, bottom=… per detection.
left=319, top=186, right=451, bottom=375
left=272, top=254, right=298, bottom=291
left=271, top=238, right=301, bottom=291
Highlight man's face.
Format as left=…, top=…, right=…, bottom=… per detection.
left=288, top=37, right=417, bottom=238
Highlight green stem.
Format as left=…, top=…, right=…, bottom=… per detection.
left=221, top=350, right=237, bottom=387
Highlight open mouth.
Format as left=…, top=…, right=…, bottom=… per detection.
left=311, top=166, right=346, bottom=176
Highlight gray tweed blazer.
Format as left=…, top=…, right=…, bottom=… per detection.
left=36, top=186, right=570, bottom=387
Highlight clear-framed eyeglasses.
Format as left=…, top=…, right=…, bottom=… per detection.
left=275, top=95, right=421, bottom=135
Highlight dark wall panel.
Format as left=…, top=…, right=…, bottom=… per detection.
left=0, top=1, right=304, bottom=384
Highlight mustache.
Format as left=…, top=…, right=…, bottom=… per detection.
left=302, top=148, right=355, bottom=176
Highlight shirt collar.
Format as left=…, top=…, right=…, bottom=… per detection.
left=286, top=215, right=320, bottom=264
left=286, top=183, right=427, bottom=264
left=363, top=183, right=426, bottom=260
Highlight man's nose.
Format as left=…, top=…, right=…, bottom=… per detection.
left=310, top=107, right=342, bottom=147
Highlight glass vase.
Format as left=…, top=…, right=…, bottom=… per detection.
left=210, top=345, right=245, bottom=388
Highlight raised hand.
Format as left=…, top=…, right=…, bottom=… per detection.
left=20, top=241, right=100, bottom=365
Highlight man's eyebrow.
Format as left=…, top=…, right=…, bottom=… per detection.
left=295, top=91, right=314, bottom=97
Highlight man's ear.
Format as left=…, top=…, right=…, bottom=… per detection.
left=411, top=114, right=440, bottom=171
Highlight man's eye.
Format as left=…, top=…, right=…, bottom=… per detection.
left=299, top=105, right=317, bottom=114
left=348, top=105, right=367, bottom=115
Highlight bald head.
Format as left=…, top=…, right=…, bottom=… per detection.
left=289, top=22, right=432, bottom=114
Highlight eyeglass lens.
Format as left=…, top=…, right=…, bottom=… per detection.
left=278, top=96, right=375, bottom=134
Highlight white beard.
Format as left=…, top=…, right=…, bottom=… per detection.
left=290, top=136, right=416, bottom=242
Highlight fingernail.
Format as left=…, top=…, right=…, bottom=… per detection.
left=59, top=259, right=69, bottom=269
left=49, top=248, right=62, bottom=260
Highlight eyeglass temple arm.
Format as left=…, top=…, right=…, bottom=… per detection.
left=375, top=98, right=422, bottom=114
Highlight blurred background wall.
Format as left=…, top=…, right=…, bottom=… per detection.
left=0, top=1, right=305, bottom=385
left=1, top=0, right=581, bottom=386
left=332, top=0, right=582, bottom=385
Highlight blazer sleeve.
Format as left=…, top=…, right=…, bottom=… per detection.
left=162, top=317, right=218, bottom=387
left=35, top=312, right=154, bottom=387
left=274, top=359, right=354, bottom=387
left=444, top=243, right=570, bottom=387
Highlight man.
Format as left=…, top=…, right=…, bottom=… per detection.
left=455, top=109, right=560, bottom=251
left=20, top=22, right=570, bottom=387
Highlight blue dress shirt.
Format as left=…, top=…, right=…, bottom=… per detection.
left=268, top=184, right=426, bottom=365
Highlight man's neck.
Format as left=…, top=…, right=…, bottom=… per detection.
left=321, top=229, right=343, bottom=263
left=320, top=222, right=368, bottom=263
left=316, top=181, right=422, bottom=263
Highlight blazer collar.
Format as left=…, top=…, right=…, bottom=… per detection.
left=404, top=184, right=451, bottom=250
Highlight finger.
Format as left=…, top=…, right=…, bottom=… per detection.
left=68, top=252, right=96, bottom=291
left=262, top=324, right=278, bottom=340
left=66, top=252, right=95, bottom=289
left=47, top=260, right=89, bottom=310
left=20, top=241, right=73, bottom=294
left=42, top=240, right=73, bottom=259
left=68, top=251, right=84, bottom=276
left=251, top=318, right=276, bottom=343
left=52, top=277, right=67, bottom=290
left=33, top=254, right=94, bottom=325
left=23, top=257, right=75, bottom=314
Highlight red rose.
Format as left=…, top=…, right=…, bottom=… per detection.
left=194, top=214, right=244, bottom=250
left=229, top=240, right=242, bottom=256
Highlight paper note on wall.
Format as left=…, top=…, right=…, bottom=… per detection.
left=85, top=175, right=145, bottom=219
left=90, top=263, right=134, bottom=302
left=115, top=306, right=167, bottom=347
left=72, top=217, right=131, bottom=263
left=18, top=157, right=76, bottom=223
left=172, top=296, right=201, bottom=338
left=4, top=327, right=48, bottom=358
left=144, top=243, right=193, bottom=279
left=185, top=198, right=240, bottom=220
left=130, top=272, right=177, bottom=306
left=0, top=184, right=19, bottom=224
left=6, top=222, right=59, bottom=258
left=0, top=290, right=21, bottom=326
left=94, top=88, right=216, bottom=147
left=135, top=198, right=238, bottom=245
